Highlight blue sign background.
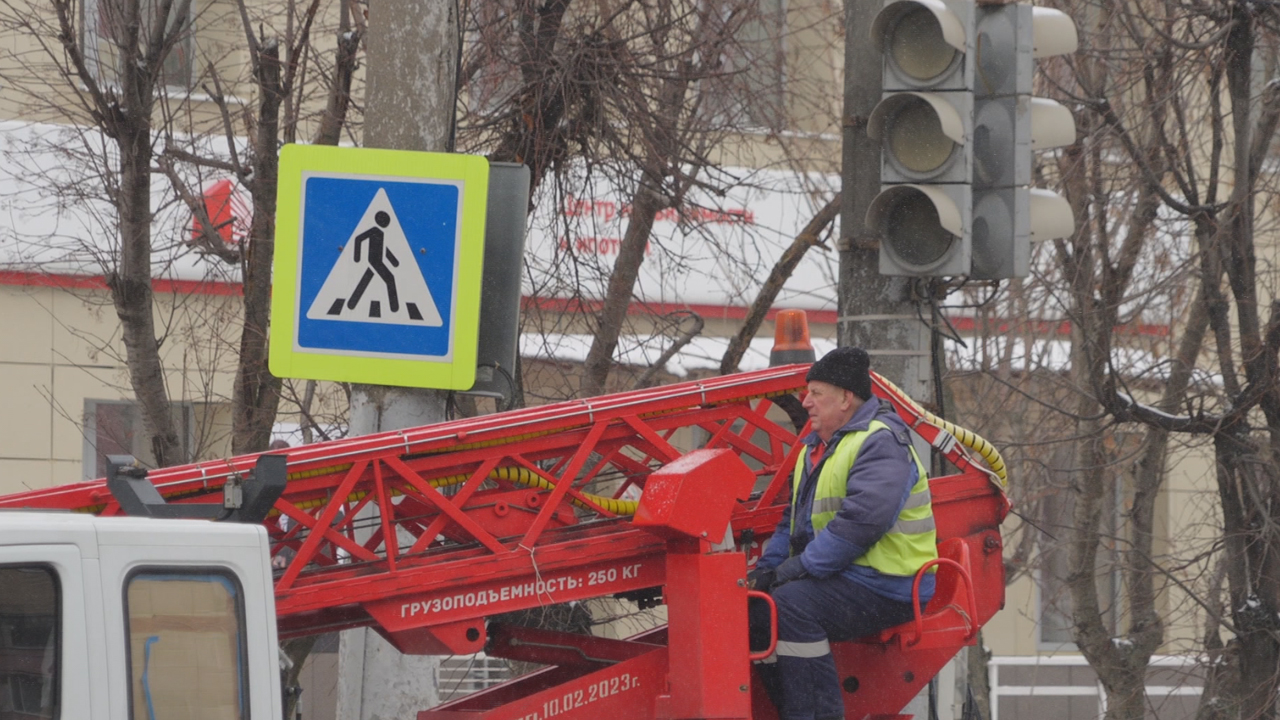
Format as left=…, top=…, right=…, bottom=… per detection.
left=296, top=176, right=460, bottom=358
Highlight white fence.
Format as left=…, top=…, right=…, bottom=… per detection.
left=990, top=655, right=1204, bottom=720
left=435, top=652, right=1208, bottom=716
left=437, top=653, right=512, bottom=699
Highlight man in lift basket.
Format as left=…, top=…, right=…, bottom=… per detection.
left=748, top=347, right=937, bottom=720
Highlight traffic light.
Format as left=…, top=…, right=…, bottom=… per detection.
left=968, top=3, right=1077, bottom=279
left=866, top=0, right=1078, bottom=279
left=868, top=0, right=974, bottom=277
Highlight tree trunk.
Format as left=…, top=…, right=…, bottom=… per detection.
left=488, top=0, right=573, bottom=196
left=108, top=11, right=182, bottom=468
left=1214, top=430, right=1280, bottom=720
left=314, top=20, right=360, bottom=147
left=232, top=41, right=286, bottom=455
left=965, top=637, right=993, bottom=720
left=579, top=178, right=663, bottom=397
left=1215, top=9, right=1280, bottom=718
left=720, top=192, right=840, bottom=375
left=1058, top=83, right=1168, bottom=720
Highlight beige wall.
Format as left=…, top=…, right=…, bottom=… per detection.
left=976, top=424, right=1220, bottom=658
left=0, top=282, right=243, bottom=495
left=298, top=644, right=340, bottom=720
left=1157, top=440, right=1221, bottom=654
left=0, top=0, right=355, bottom=137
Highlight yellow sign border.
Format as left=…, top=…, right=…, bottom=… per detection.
left=269, top=144, right=489, bottom=390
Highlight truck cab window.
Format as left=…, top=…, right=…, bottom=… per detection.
left=125, top=571, right=248, bottom=720
left=0, top=565, right=59, bottom=720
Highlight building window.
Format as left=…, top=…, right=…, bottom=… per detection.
left=125, top=570, right=248, bottom=720
left=83, top=0, right=195, bottom=90
left=702, top=0, right=787, bottom=131
left=82, top=401, right=195, bottom=480
left=1036, top=440, right=1127, bottom=649
left=0, top=565, right=60, bottom=719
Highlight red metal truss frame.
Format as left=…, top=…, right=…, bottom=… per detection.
left=0, top=367, right=808, bottom=638
left=1, top=365, right=1008, bottom=658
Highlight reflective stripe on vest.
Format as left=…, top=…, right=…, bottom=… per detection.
left=776, top=639, right=832, bottom=658
left=791, top=419, right=937, bottom=577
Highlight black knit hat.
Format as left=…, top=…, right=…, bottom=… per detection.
left=806, top=347, right=872, bottom=401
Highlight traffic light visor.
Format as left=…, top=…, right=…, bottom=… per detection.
left=869, top=93, right=966, bottom=177
left=873, top=0, right=967, bottom=85
left=1032, top=7, right=1079, bottom=58
left=1030, top=97, right=1076, bottom=150
left=868, top=185, right=963, bottom=269
left=1030, top=188, right=1074, bottom=241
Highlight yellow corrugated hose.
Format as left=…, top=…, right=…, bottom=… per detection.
left=872, top=373, right=1008, bottom=489
left=488, top=466, right=639, bottom=515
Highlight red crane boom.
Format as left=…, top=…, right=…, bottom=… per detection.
left=1, top=365, right=1009, bottom=720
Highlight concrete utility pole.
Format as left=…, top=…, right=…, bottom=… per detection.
left=840, top=1, right=948, bottom=718
left=335, top=1, right=459, bottom=717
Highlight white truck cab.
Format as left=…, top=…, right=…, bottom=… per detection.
left=0, top=511, right=283, bottom=720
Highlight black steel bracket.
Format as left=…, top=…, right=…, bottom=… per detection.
left=106, top=453, right=287, bottom=524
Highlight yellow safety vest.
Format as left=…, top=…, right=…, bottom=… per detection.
left=791, top=419, right=937, bottom=577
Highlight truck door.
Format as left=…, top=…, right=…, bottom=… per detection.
left=0, top=544, right=96, bottom=719
left=97, top=525, right=281, bottom=720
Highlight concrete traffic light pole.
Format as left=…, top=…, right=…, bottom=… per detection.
left=336, top=1, right=458, bottom=717
left=840, top=0, right=948, bottom=717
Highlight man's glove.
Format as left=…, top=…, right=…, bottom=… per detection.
left=772, top=556, right=808, bottom=588
left=747, top=566, right=777, bottom=592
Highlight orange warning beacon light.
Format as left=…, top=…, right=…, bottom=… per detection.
left=769, top=309, right=816, bottom=367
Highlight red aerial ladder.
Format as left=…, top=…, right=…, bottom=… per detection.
left=0, top=364, right=1009, bottom=720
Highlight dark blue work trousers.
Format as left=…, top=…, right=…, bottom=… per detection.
left=750, top=574, right=919, bottom=720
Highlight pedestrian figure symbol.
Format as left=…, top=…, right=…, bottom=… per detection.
left=349, top=211, right=401, bottom=315
left=306, top=189, right=443, bottom=327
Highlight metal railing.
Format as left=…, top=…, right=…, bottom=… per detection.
left=437, top=653, right=512, bottom=699
left=989, top=654, right=1204, bottom=720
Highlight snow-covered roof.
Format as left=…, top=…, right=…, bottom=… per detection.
left=523, top=167, right=842, bottom=312
left=520, top=331, right=1180, bottom=386
left=521, top=332, right=841, bottom=377
left=0, top=120, right=241, bottom=284
left=1, top=121, right=843, bottom=312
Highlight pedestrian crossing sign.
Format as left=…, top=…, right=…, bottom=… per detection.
left=269, top=144, right=489, bottom=389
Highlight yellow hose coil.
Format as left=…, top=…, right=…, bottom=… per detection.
left=489, top=466, right=639, bottom=515
left=872, top=373, right=1009, bottom=489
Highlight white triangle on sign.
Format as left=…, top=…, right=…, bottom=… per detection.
left=306, top=188, right=444, bottom=327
